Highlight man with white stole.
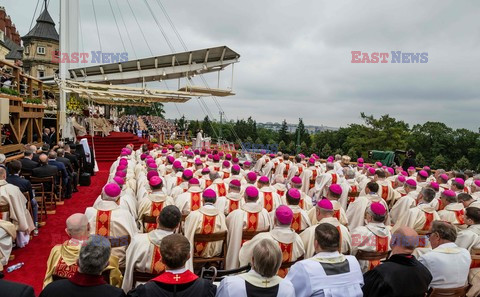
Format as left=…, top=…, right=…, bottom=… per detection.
left=418, top=221, right=470, bottom=289
left=313, top=162, right=339, bottom=199
left=0, top=168, right=35, bottom=240
left=274, top=154, right=292, bottom=181
left=300, top=198, right=351, bottom=257
left=239, top=206, right=305, bottom=278
left=165, top=161, right=184, bottom=195
left=223, top=165, right=245, bottom=186
left=0, top=219, right=15, bottom=274
left=287, top=223, right=363, bottom=297
left=85, top=183, right=138, bottom=267
left=308, top=184, right=348, bottom=226
left=351, top=203, right=392, bottom=273
left=207, top=171, right=229, bottom=198
left=344, top=168, right=361, bottom=207
left=170, top=170, right=194, bottom=199
left=470, top=180, right=480, bottom=200
left=115, top=170, right=136, bottom=197
left=438, top=190, right=466, bottom=230
left=175, top=178, right=204, bottom=215
left=217, top=179, right=244, bottom=216
left=271, top=175, right=288, bottom=199
left=93, top=178, right=137, bottom=220
left=122, top=206, right=181, bottom=292
left=346, top=182, right=390, bottom=231
left=280, top=188, right=311, bottom=233
left=300, top=158, right=321, bottom=194
left=456, top=206, right=480, bottom=252
left=287, top=176, right=313, bottom=211
left=184, top=189, right=227, bottom=272
left=390, top=179, right=418, bottom=224
left=256, top=175, right=282, bottom=213
left=226, top=186, right=272, bottom=270
left=137, top=176, right=175, bottom=232
left=43, top=214, right=122, bottom=288
left=217, top=239, right=295, bottom=297
left=392, top=188, right=440, bottom=248
left=372, top=169, right=396, bottom=203
left=136, top=171, right=162, bottom=202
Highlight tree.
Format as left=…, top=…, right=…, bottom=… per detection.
left=431, top=155, right=448, bottom=170
left=287, top=141, right=296, bottom=154
left=279, top=119, right=290, bottom=144
left=124, top=102, right=165, bottom=117
left=278, top=140, right=286, bottom=153
left=255, top=137, right=263, bottom=145
left=202, top=116, right=214, bottom=138
left=295, top=118, right=311, bottom=147
left=416, top=152, right=426, bottom=167
left=321, top=143, right=332, bottom=158
left=454, top=156, right=471, bottom=171
left=347, top=147, right=358, bottom=159
left=300, top=142, right=308, bottom=155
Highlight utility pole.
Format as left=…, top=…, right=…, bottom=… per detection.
left=296, top=118, right=302, bottom=154
left=219, top=111, right=223, bottom=143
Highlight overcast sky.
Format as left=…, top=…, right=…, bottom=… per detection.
left=4, top=0, right=480, bottom=130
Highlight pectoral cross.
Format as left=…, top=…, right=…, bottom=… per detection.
left=173, top=274, right=181, bottom=282
left=261, top=279, right=270, bottom=286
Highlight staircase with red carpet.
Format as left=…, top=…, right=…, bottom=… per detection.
left=78, top=132, right=152, bottom=162
left=3, top=162, right=112, bottom=296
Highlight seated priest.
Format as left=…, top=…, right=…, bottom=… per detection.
left=217, top=239, right=295, bottom=297
left=0, top=219, right=16, bottom=275
left=43, top=213, right=122, bottom=288
left=239, top=206, right=305, bottom=277
left=85, top=183, right=138, bottom=267
left=0, top=167, right=35, bottom=247
left=123, top=206, right=182, bottom=292
left=40, top=236, right=125, bottom=297
left=184, top=189, right=227, bottom=272
left=225, top=186, right=272, bottom=270
left=126, top=234, right=216, bottom=297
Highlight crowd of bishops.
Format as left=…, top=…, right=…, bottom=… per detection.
left=3, top=143, right=480, bottom=297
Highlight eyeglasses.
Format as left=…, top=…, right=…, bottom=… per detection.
left=426, top=232, right=437, bottom=239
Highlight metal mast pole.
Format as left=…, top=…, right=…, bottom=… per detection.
left=59, top=0, right=79, bottom=138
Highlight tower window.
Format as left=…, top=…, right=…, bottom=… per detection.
left=37, top=47, right=46, bottom=55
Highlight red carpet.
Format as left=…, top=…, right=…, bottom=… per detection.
left=3, top=162, right=111, bottom=296
left=78, top=132, right=152, bottom=162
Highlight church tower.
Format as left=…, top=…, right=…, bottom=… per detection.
left=21, top=0, right=59, bottom=78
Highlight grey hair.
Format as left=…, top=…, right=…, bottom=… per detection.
left=421, top=188, right=436, bottom=203
left=326, top=162, right=334, bottom=170
left=209, top=172, right=220, bottom=181
left=78, top=236, right=111, bottom=275
left=345, top=168, right=355, bottom=179
left=252, top=239, right=282, bottom=278
left=0, top=167, right=6, bottom=179
left=431, top=221, right=457, bottom=242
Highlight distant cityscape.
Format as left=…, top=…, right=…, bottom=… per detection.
left=257, top=121, right=338, bottom=134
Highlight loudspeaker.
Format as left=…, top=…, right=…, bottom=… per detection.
left=0, top=99, right=8, bottom=124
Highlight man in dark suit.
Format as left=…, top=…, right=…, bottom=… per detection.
left=64, top=144, right=79, bottom=172
left=42, top=128, right=51, bottom=146
left=47, top=151, right=70, bottom=198
left=6, top=160, right=38, bottom=233
left=39, top=236, right=125, bottom=297
left=32, top=154, right=58, bottom=194
left=20, top=150, right=39, bottom=172
left=49, top=127, right=57, bottom=147
left=0, top=279, right=35, bottom=297
left=57, top=149, right=78, bottom=193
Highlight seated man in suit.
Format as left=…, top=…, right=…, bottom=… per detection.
left=19, top=150, right=38, bottom=172
left=47, top=151, right=70, bottom=199
left=6, top=161, right=38, bottom=234
left=64, top=145, right=79, bottom=173
left=40, top=235, right=125, bottom=297
left=0, top=278, right=35, bottom=297
left=32, top=154, right=58, bottom=194
left=56, top=149, right=78, bottom=193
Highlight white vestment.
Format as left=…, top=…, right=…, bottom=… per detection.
left=225, top=202, right=272, bottom=269
left=136, top=192, right=175, bottom=232
left=392, top=203, right=440, bottom=234
left=300, top=217, right=351, bottom=257
left=456, top=224, right=480, bottom=251
left=346, top=193, right=390, bottom=231
left=0, top=180, right=35, bottom=233
left=390, top=191, right=417, bottom=224
left=351, top=222, right=392, bottom=273
left=286, top=252, right=363, bottom=297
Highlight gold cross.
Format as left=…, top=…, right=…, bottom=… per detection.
left=262, top=279, right=270, bottom=286
left=173, top=274, right=181, bottom=282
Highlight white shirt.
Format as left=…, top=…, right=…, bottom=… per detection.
left=286, top=251, right=363, bottom=297
left=217, top=269, right=295, bottom=297
left=418, top=242, right=470, bottom=289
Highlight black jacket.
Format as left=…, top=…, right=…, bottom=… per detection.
left=362, top=254, right=432, bottom=297
left=57, top=157, right=74, bottom=175
left=42, top=133, right=51, bottom=146
left=65, top=152, right=79, bottom=171
left=0, top=279, right=35, bottom=297
left=6, top=174, right=34, bottom=200
left=32, top=164, right=58, bottom=179
left=20, top=158, right=39, bottom=172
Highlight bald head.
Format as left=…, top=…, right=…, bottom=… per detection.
left=66, top=213, right=89, bottom=239
left=391, top=226, right=418, bottom=253
left=39, top=154, right=48, bottom=164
